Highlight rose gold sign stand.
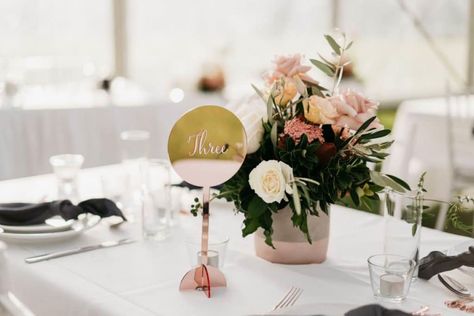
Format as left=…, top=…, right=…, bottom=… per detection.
left=167, top=105, right=247, bottom=298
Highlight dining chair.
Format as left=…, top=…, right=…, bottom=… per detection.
left=435, top=92, right=474, bottom=231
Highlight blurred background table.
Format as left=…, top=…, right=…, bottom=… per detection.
left=0, top=93, right=224, bottom=180
left=383, top=95, right=474, bottom=200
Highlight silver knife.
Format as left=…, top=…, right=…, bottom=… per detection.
left=24, top=238, right=136, bottom=264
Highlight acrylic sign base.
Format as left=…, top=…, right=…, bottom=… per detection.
left=179, top=264, right=227, bottom=298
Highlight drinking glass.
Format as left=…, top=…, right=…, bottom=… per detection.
left=49, top=154, right=84, bottom=203
left=368, top=254, right=415, bottom=302
left=120, top=130, right=150, bottom=162
left=141, top=159, right=171, bottom=240
left=185, top=234, right=229, bottom=269
left=383, top=190, right=423, bottom=279
left=120, top=130, right=150, bottom=219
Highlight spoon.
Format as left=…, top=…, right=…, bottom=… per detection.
left=438, top=274, right=473, bottom=299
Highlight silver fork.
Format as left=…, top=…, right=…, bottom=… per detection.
left=273, top=287, right=303, bottom=311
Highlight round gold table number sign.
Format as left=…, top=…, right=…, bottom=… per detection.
left=168, top=105, right=247, bottom=298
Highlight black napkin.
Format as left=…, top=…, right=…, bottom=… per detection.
left=0, top=198, right=126, bottom=226
left=172, top=181, right=223, bottom=191
left=345, top=304, right=410, bottom=316
left=418, top=246, right=474, bottom=280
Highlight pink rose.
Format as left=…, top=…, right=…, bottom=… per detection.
left=329, top=90, right=382, bottom=130
left=266, top=54, right=317, bottom=85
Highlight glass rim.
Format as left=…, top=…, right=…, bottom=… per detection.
left=367, top=254, right=415, bottom=268
left=185, top=235, right=230, bottom=246
left=383, top=188, right=454, bottom=205
left=148, top=158, right=171, bottom=166
left=383, top=188, right=420, bottom=199
left=120, top=129, right=150, bottom=141
left=49, top=154, right=84, bottom=166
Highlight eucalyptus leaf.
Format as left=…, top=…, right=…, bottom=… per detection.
left=292, top=182, right=302, bottom=215
left=412, top=223, right=417, bottom=237
left=310, top=59, right=335, bottom=77
left=293, top=76, right=308, bottom=97
left=370, top=170, right=387, bottom=188
left=266, top=90, right=275, bottom=124
left=318, top=53, right=336, bottom=69
left=386, top=174, right=411, bottom=191
left=324, top=35, right=341, bottom=55
left=270, top=123, right=278, bottom=149
left=251, top=84, right=266, bottom=102
left=355, top=116, right=377, bottom=136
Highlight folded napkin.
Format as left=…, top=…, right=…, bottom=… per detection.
left=345, top=304, right=410, bottom=316
left=418, top=247, right=474, bottom=280
left=0, top=198, right=126, bottom=226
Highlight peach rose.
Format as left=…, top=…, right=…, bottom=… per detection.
left=303, top=96, right=339, bottom=125
left=266, top=54, right=317, bottom=85
left=329, top=90, right=382, bottom=130
left=272, top=80, right=297, bottom=107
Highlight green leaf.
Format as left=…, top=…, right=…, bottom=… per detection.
left=355, top=116, right=377, bottom=135
left=350, top=189, right=360, bottom=206
left=242, top=217, right=260, bottom=236
left=361, top=129, right=391, bottom=139
left=270, top=122, right=278, bottom=149
left=248, top=196, right=267, bottom=218
left=346, top=41, right=353, bottom=50
left=386, top=174, right=411, bottom=191
left=292, top=182, right=302, bottom=215
left=266, top=90, right=275, bottom=124
left=251, top=84, right=266, bottom=102
left=318, top=53, right=336, bottom=69
left=293, top=76, right=308, bottom=98
left=382, top=176, right=405, bottom=193
left=310, top=59, right=335, bottom=77
left=370, top=170, right=387, bottom=187
left=324, top=34, right=341, bottom=55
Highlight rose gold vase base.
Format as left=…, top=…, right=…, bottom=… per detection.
left=254, top=235, right=329, bottom=264
left=179, top=264, right=227, bottom=298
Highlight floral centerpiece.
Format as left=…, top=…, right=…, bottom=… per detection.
left=194, top=34, right=410, bottom=263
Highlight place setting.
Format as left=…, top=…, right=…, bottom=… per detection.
left=1, top=3, right=474, bottom=315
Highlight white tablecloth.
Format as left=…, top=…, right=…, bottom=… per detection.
left=0, top=166, right=471, bottom=316
left=383, top=96, right=474, bottom=200
left=0, top=93, right=225, bottom=181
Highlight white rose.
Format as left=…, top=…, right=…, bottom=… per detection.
left=248, top=160, right=294, bottom=204
left=228, top=95, right=268, bottom=154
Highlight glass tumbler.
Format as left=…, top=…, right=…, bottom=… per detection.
left=49, top=154, right=84, bottom=203
left=120, top=130, right=150, bottom=162
left=383, top=190, right=423, bottom=279
left=120, top=130, right=150, bottom=219
left=185, top=234, right=229, bottom=269
left=368, top=254, right=415, bottom=302
left=141, top=159, right=171, bottom=241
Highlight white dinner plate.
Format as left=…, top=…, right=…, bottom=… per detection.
left=270, top=303, right=356, bottom=315
left=0, top=214, right=100, bottom=243
left=0, top=216, right=75, bottom=234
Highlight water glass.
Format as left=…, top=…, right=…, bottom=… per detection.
left=49, top=154, right=84, bottom=203
left=141, top=159, right=171, bottom=240
left=120, top=130, right=150, bottom=219
left=120, top=130, right=150, bottom=162
left=368, top=254, right=415, bottom=302
left=185, top=234, right=229, bottom=269
left=383, top=190, right=422, bottom=278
